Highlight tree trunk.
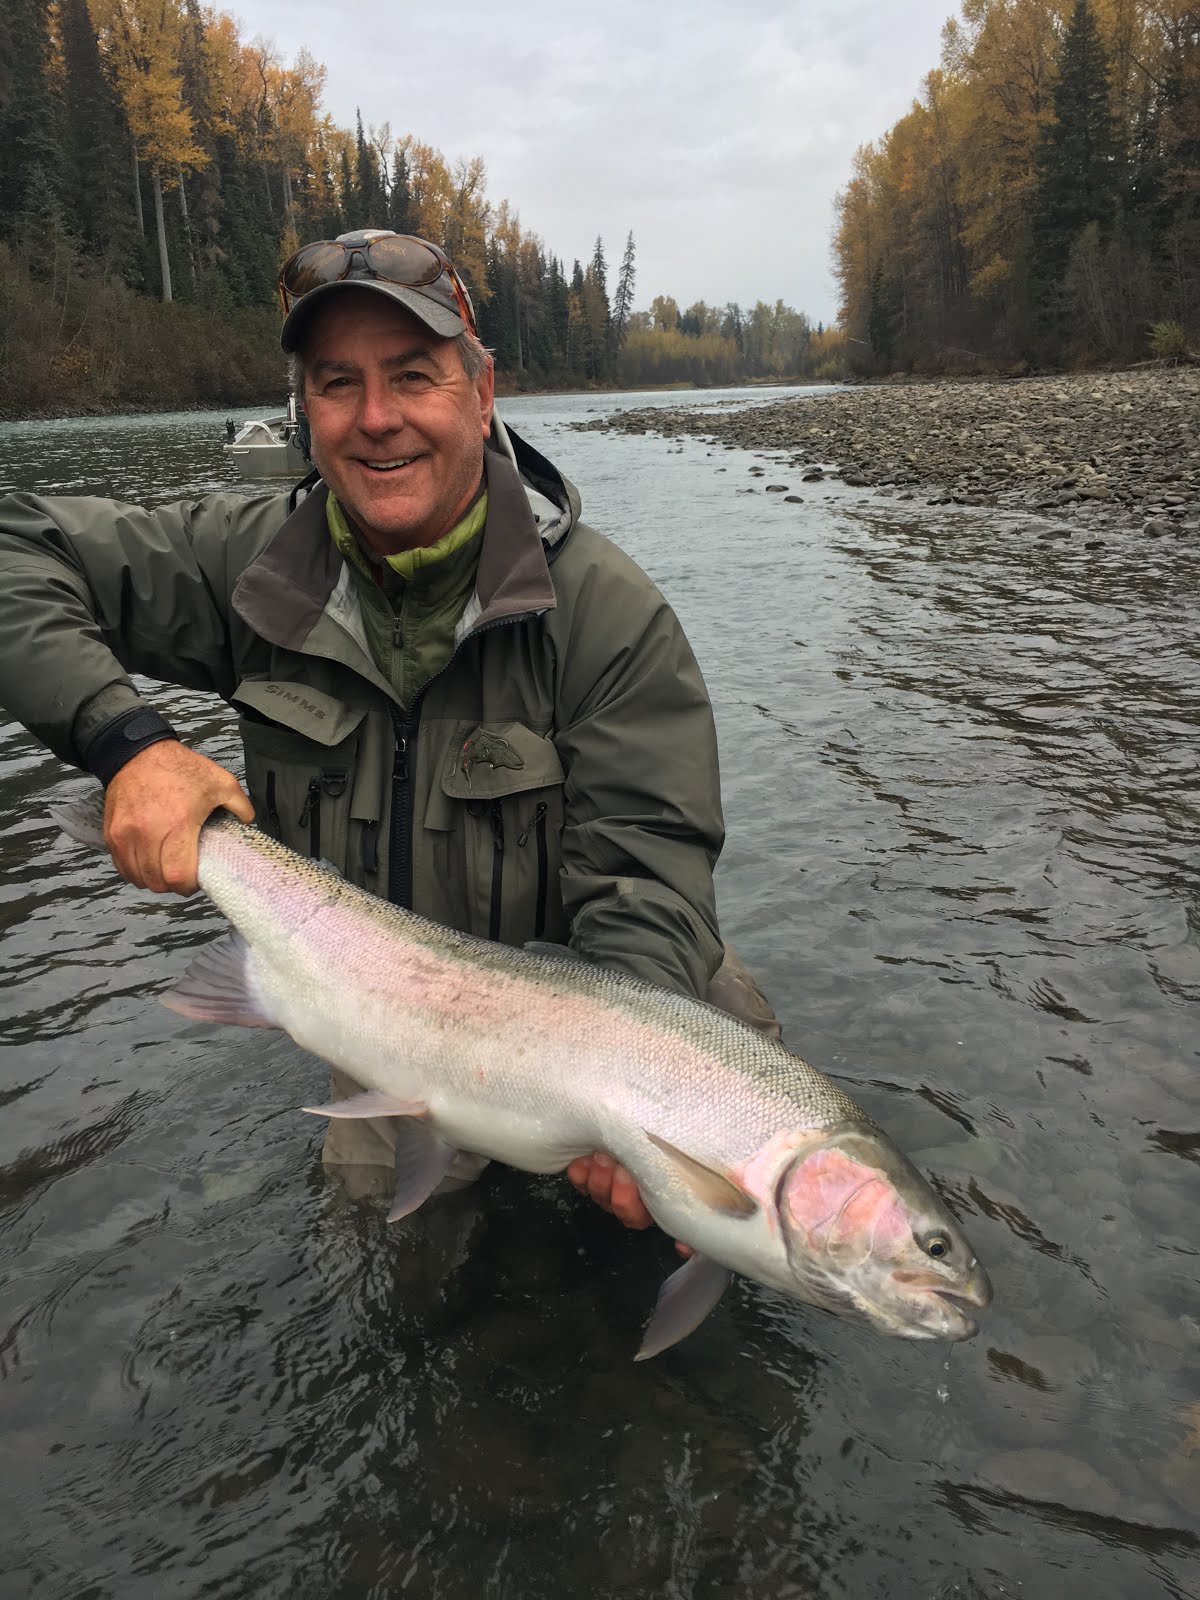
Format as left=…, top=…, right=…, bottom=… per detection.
left=132, top=136, right=144, bottom=235
left=177, top=164, right=196, bottom=292
left=152, top=166, right=173, bottom=303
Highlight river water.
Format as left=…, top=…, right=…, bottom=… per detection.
left=0, top=389, right=1196, bottom=1599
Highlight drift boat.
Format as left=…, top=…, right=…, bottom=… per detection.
left=223, top=395, right=309, bottom=480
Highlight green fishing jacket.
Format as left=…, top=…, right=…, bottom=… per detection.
left=0, top=425, right=726, bottom=1009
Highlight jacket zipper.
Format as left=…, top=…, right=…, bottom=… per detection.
left=298, top=767, right=348, bottom=860
left=518, top=802, right=549, bottom=939
left=488, top=801, right=505, bottom=941
left=387, top=704, right=417, bottom=905
left=298, top=778, right=321, bottom=858
left=265, top=771, right=281, bottom=837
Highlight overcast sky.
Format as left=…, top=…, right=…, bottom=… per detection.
left=227, top=0, right=956, bottom=324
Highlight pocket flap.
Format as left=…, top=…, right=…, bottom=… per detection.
left=441, top=720, right=565, bottom=800
left=232, top=679, right=366, bottom=747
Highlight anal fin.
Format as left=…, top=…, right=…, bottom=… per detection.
left=635, top=1253, right=732, bottom=1361
left=387, top=1119, right=458, bottom=1222
left=301, top=1093, right=456, bottom=1221
left=303, top=1091, right=429, bottom=1120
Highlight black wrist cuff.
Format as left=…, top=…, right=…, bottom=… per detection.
left=83, top=706, right=180, bottom=787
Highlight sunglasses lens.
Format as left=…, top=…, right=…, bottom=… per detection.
left=361, top=236, right=444, bottom=286
left=281, top=242, right=350, bottom=301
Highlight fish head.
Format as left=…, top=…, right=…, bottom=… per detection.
left=770, top=1124, right=992, bottom=1341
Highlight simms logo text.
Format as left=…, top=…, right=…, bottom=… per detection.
left=265, top=684, right=326, bottom=719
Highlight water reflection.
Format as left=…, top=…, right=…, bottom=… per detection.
left=0, top=395, right=1197, bottom=1598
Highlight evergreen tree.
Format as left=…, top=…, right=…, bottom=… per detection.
left=388, top=147, right=413, bottom=232
left=0, top=0, right=63, bottom=237
left=611, top=230, right=636, bottom=349
left=590, top=234, right=607, bottom=298
left=544, top=254, right=571, bottom=372
left=176, top=0, right=223, bottom=294
left=57, top=0, right=138, bottom=277
left=353, top=109, right=384, bottom=226
left=867, top=262, right=897, bottom=369
left=480, top=235, right=517, bottom=369
left=211, top=130, right=277, bottom=307
left=338, top=145, right=356, bottom=228
left=1030, top=0, right=1122, bottom=337
left=1147, top=9, right=1200, bottom=327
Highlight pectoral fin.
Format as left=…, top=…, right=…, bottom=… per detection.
left=387, top=1119, right=459, bottom=1222
left=644, top=1131, right=758, bottom=1218
left=635, top=1253, right=732, bottom=1361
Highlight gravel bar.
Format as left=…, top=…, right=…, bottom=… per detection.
left=575, top=367, right=1199, bottom=537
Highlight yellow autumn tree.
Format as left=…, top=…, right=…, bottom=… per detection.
left=88, top=0, right=207, bottom=302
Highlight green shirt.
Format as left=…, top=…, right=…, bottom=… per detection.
left=325, top=490, right=488, bottom=708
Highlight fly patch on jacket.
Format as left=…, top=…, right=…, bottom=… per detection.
left=458, top=729, right=526, bottom=785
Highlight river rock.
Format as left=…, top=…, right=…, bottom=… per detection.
left=976, top=1449, right=1126, bottom=1520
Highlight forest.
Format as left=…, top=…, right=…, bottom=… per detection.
left=0, top=0, right=831, bottom=417
left=2, top=3, right=1195, bottom=415
left=833, top=0, right=1200, bottom=372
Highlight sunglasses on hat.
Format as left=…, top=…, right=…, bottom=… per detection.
left=278, top=234, right=477, bottom=336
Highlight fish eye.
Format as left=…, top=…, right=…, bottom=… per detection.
left=922, top=1233, right=952, bottom=1260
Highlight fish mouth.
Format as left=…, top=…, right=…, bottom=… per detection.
left=928, top=1288, right=983, bottom=1340
left=880, top=1266, right=992, bottom=1341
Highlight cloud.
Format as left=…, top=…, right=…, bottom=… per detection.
left=227, top=0, right=954, bottom=321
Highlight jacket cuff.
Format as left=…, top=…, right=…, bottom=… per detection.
left=81, top=705, right=180, bottom=786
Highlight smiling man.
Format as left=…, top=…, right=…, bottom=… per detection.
left=296, top=293, right=493, bottom=559
left=0, top=228, right=779, bottom=1226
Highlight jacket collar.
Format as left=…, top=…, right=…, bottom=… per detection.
left=232, top=425, right=573, bottom=662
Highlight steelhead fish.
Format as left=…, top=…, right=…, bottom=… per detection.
left=53, top=793, right=992, bottom=1358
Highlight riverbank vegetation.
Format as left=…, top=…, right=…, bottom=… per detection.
left=833, top=0, right=1200, bottom=373
left=0, top=1, right=836, bottom=419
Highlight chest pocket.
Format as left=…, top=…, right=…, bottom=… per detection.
left=232, top=680, right=371, bottom=877
left=434, top=720, right=567, bottom=946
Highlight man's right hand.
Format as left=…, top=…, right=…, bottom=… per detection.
left=104, top=740, right=254, bottom=894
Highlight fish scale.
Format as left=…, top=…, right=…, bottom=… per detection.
left=53, top=793, right=992, bottom=1358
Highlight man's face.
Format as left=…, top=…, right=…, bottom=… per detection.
left=299, top=291, right=494, bottom=557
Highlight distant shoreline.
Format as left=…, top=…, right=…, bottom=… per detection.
left=1, top=375, right=829, bottom=427
left=574, top=366, right=1200, bottom=538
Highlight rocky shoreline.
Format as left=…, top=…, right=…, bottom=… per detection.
left=575, top=368, right=1199, bottom=537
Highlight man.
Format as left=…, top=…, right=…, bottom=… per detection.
left=0, top=228, right=776, bottom=1227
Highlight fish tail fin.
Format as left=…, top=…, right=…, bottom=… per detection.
left=50, top=790, right=108, bottom=851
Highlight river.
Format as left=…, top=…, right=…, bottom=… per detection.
left=0, top=388, right=1196, bottom=1599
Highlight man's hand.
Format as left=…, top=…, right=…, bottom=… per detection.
left=567, top=1152, right=693, bottom=1258
left=567, top=1152, right=654, bottom=1228
left=104, top=740, right=254, bottom=894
